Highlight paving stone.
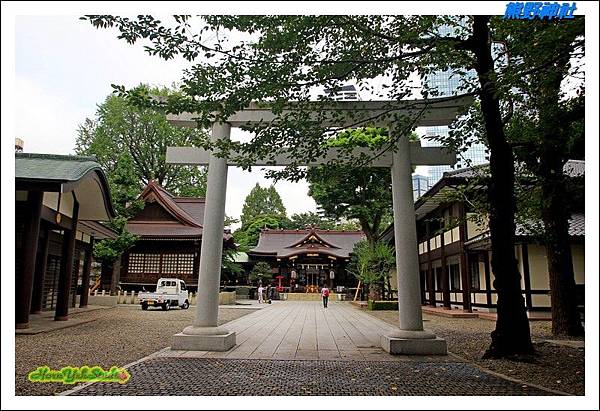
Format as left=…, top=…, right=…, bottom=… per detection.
left=68, top=358, right=552, bottom=396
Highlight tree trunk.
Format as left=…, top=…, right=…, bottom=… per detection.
left=536, top=46, right=584, bottom=337
left=471, top=16, right=533, bottom=358
left=359, top=216, right=376, bottom=244
left=541, top=175, right=584, bottom=336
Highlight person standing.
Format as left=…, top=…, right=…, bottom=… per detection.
left=321, top=285, right=330, bottom=308
left=258, top=284, right=265, bottom=304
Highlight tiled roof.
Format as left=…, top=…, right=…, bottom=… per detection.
left=142, top=182, right=201, bottom=227
left=464, top=213, right=585, bottom=248
left=126, top=181, right=228, bottom=241
left=445, top=160, right=584, bottom=179
left=515, top=213, right=585, bottom=237
left=15, top=153, right=102, bottom=182
left=15, top=152, right=116, bottom=220
left=249, top=228, right=365, bottom=258
left=173, top=198, right=206, bottom=226
left=127, top=222, right=205, bottom=239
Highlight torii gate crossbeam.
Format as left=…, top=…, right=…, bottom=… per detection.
left=166, top=96, right=472, bottom=355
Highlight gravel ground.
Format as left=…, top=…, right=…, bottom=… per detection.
left=366, top=310, right=585, bottom=396
left=15, top=305, right=256, bottom=396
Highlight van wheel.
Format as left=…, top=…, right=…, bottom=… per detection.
left=141, top=303, right=148, bottom=311
left=162, top=302, right=170, bottom=311
left=181, top=300, right=189, bottom=310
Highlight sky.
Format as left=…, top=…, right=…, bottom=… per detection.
left=14, top=15, right=320, bottom=226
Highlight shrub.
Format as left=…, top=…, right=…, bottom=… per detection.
left=367, top=300, right=398, bottom=311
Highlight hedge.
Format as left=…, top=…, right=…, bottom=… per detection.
left=367, top=300, right=399, bottom=310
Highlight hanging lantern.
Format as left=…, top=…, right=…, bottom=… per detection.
left=329, top=269, right=335, bottom=280
left=290, top=270, right=297, bottom=279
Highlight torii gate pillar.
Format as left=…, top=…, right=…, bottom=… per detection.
left=172, top=122, right=235, bottom=351
left=383, top=129, right=446, bottom=354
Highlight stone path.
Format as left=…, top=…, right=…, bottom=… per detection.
left=159, top=301, right=451, bottom=361
left=62, top=302, right=557, bottom=396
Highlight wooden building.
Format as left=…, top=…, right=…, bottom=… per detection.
left=380, top=160, right=585, bottom=315
left=119, top=181, right=233, bottom=291
left=15, top=153, right=116, bottom=328
left=248, top=228, right=365, bottom=293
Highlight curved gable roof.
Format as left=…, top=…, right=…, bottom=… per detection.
left=286, top=227, right=341, bottom=249
left=139, top=181, right=202, bottom=228
left=249, top=228, right=365, bottom=258
left=15, top=153, right=115, bottom=221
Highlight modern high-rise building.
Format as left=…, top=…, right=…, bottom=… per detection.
left=422, top=25, right=489, bottom=186
left=412, top=174, right=430, bottom=200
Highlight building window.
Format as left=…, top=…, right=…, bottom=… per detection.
left=144, top=254, right=160, bottom=274
left=448, top=263, right=461, bottom=291
left=162, top=254, right=178, bottom=274
left=128, top=253, right=145, bottom=274
left=162, top=253, right=194, bottom=276
left=469, top=257, right=481, bottom=290
left=128, top=253, right=194, bottom=277
left=435, top=266, right=443, bottom=291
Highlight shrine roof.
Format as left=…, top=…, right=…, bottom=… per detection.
left=248, top=228, right=364, bottom=259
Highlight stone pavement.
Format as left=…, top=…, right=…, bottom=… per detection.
left=69, top=357, right=549, bottom=396
left=62, top=302, right=557, bottom=396
left=160, top=301, right=450, bottom=361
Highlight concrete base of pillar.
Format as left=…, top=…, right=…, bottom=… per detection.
left=381, top=332, right=447, bottom=355
left=15, top=322, right=29, bottom=330
left=54, top=316, right=69, bottom=321
left=172, top=331, right=236, bottom=352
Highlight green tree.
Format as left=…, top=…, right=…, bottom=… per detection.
left=249, top=261, right=274, bottom=285
left=75, top=85, right=210, bottom=262
left=307, top=128, right=418, bottom=242
left=234, top=213, right=290, bottom=247
left=240, top=184, right=287, bottom=228
left=83, top=14, right=557, bottom=358
left=92, top=217, right=139, bottom=263
left=221, top=247, right=244, bottom=284
left=287, top=212, right=336, bottom=230
left=333, top=220, right=362, bottom=231
left=76, top=85, right=208, bottom=197
left=347, top=240, right=396, bottom=300
left=499, top=18, right=585, bottom=336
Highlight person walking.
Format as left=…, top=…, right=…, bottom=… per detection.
left=321, top=285, right=330, bottom=308
left=258, top=284, right=265, bottom=304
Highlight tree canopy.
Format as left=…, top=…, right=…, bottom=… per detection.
left=347, top=239, right=396, bottom=300
left=307, top=128, right=418, bottom=242
left=76, top=84, right=208, bottom=198
left=75, top=85, right=210, bottom=262
left=240, top=183, right=287, bottom=228
left=249, top=261, right=274, bottom=285
left=286, top=212, right=337, bottom=230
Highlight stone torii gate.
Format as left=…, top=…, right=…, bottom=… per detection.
left=166, top=96, right=472, bottom=355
